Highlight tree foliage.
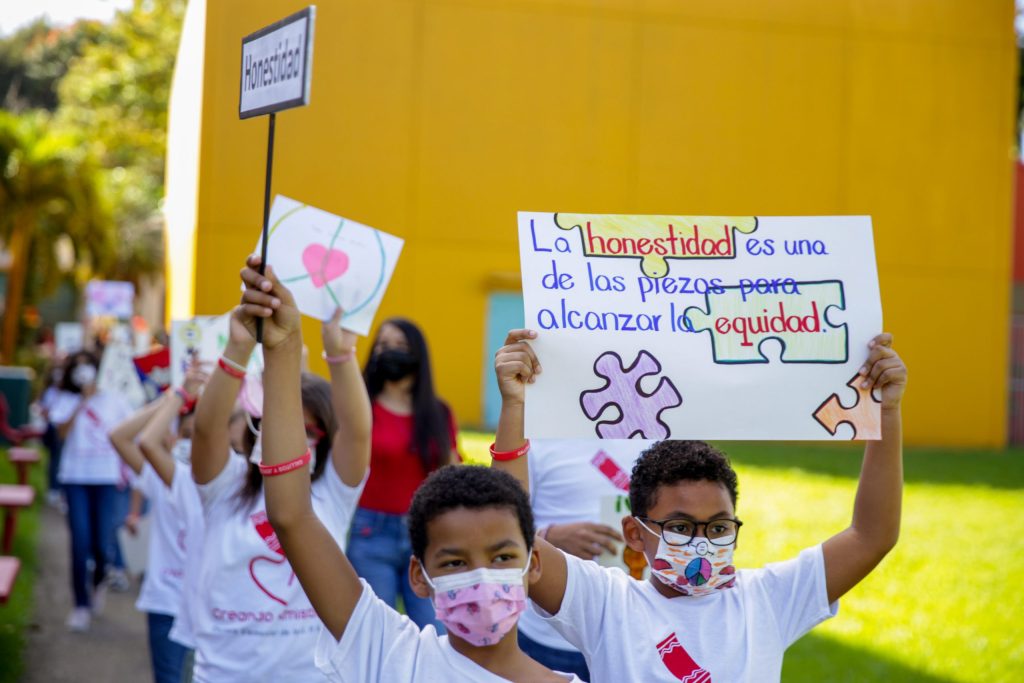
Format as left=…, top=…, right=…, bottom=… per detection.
left=0, top=0, right=185, bottom=356
left=55, top=0, right=186, bottom=239
left=0, top=110, right=114, bottom=358
left=0, top=19, right=104, bottom=112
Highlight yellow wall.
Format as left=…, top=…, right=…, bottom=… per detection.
left=189, top=0, right=1016, bottom=446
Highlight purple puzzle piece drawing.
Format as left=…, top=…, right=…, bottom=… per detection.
left=579, top=350, right=683, bottom=439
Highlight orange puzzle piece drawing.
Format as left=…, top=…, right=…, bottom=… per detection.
left=812, top=374, right=881, bottom=440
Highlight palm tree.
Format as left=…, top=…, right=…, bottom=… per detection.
left=0, top=110, right=115, bottom=362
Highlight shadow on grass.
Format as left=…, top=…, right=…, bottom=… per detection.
left=0, top=450, right=44, bottom=683
left=784, top=631, right=955, bottom=682
left=713, top=441, right=1024, bottom=490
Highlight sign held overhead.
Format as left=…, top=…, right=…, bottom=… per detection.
left=239, top=6, right=315, bottom=119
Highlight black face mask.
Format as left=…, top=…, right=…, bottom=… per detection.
left=373, top=349, right=418, bottom=381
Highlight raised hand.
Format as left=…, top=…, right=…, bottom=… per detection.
left=859, top=333, right=907, bottom=410
left=182, top=357, right=211, bottom=397
left=321, top=307, right=357, bottom=357
left=238, top=254, right=302, bottom=350
left=545, top=522, right=624, bottom=560
left=493, top=329, right=542, bottom=406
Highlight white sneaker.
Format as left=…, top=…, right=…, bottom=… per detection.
left=66, top=607, right=91, bottom=632
left=91, top=583, right=107, bottom=615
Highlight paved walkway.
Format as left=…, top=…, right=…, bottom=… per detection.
left=23, top=503, right=149, bottom=682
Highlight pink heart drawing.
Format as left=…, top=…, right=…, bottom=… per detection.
left=249, top=554, right=293, bottom=606
left=302, top=244, right=350, bottom=289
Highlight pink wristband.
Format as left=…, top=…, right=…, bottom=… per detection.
left=322, top=349, right=356, bottom=365
left=258, top=449, right=312, bottom=477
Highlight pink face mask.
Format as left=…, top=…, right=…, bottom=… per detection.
left=421, top=564, right=529, bottom=647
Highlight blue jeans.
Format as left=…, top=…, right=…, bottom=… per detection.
left=147, top=612, right=191, bottom=683
left=42, top=423, right=62, bottom=492
left=347, top=507, right=441, bottom=630
left=109, top=484, right=131, bottom=570
left=64, top=483, right=116, bottom=607
left=519, top=630, right=591, bottom=681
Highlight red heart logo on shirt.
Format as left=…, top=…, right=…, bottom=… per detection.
left=249, top=554, right=293, bottom=606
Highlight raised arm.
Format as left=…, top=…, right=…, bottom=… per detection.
left=822, top=333, right=907, bottom=603
left=240, top=255, right=362, bottom=640
left=321, top=308, right=371, bottom=488
left=55, top=384, right=93, bottom=440
left=124, top=488, right=145, bottom=536
left=139, top=361, right=209, bottom=488
left=109, top=397, right=167, bottom=475
left=192, top=311, right=255, bottom=485
left=491, top=329, right=569, bottom=617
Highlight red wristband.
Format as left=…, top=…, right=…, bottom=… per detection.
left=217, top=356, right=246, bottom=379
left=489, top=439, right=530, bottom=462
left=174, top=387, right=197, bottom=414
left=258, top=449, right=312, bottom=477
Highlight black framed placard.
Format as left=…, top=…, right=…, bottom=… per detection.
left=239, top=6, right=316, bottom=119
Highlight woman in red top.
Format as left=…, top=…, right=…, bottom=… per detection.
left=348, top=318, right=459, bottom=628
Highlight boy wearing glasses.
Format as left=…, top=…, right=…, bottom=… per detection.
left=491, top=329, right=907, bottom=682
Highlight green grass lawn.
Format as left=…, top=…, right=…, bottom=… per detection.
left=459, top=434, right=1024, bottom=682
left=0, top=447, right=44, bottom=683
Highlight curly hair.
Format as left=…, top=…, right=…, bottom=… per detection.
left=408, top=465, right=535, bottom=561
left=629, top=441, right=739, bottom=518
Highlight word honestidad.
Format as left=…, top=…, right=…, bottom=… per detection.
left=242, top=38, right=304, bottom=92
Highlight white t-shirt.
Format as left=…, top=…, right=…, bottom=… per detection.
left=315, top=579, right=582, bottom=683
left=52, top=391, right=132, bottom=485
left=167, top=457, right=205, bottom=649
left=133, top=463, right=187, bottom=616
left=537, top=546, right=838, bottom=683
left=519, top=439, right=652, bottom=651
left=192, top=454, right=365, bottom=683
left=39, top=386, right=64, bottom=413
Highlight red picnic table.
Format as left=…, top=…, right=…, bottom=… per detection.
left=0, top=556, right=19, bottom=605
left=0, top=485, right=34, bottom=555
left=7, top=447, right=40, bottom=486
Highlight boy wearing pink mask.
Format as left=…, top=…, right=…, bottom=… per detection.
left=491, top=328, right=907, bottom=683
left=239, top=257, right=580, bottom=682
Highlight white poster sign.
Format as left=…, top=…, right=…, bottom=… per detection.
left=257, top=195, right=404, bottom=336
left=54, top=322, right=84, bottom=355
left=239, top=6, right=315, bottom=119
left=170, top=315, right=263, bottom=389
left=97, top=340, right=147, bottom=409
left=85, top=280, right=135, bottom=319
left=519, top=212, right=883, bottom=441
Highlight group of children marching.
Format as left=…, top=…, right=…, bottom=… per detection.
left=91, top=253, right=905, bottom=683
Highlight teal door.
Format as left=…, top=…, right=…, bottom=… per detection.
left=482, top=292, right=524, bottom=429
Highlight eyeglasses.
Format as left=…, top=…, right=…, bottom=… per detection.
left=636, top=516, right=743, bottom=547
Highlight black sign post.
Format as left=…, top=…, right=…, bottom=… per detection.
left=239, top=6, right=315, bottom=341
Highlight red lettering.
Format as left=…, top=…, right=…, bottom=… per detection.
left=717, top=300, right=822, bottom=345
left=585, top=222, right=606, bottom=253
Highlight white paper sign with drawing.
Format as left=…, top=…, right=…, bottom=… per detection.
left=170, top=315, right=264, bottom=389
left=54, top=322, right=84, bottom=355
left=518, top=212, right=883, bottom=441
left=257, top=195, right=404, bottom=336
left=97, top=340, right=147, bottom=409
